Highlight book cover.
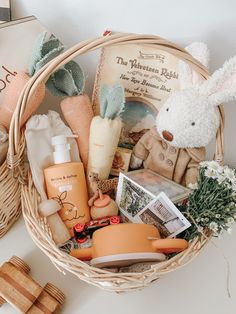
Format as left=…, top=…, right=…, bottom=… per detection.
left=0, top=16, right=46, bottom=103
left=92, top=31, right=180, bottom=148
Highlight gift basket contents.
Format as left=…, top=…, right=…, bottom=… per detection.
left=25, top=75, right=189, bottom=266
left=3, top=27, right=236, bottom=291
left=0, top=25, right=76, bottom=237
left=0, top=256, right=65, bottom=314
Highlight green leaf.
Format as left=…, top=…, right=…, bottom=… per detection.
left=28, top=31, right=48, bottom=76
left=64, top=61, right=85, bottom=95
left=34, top=46, right=64, bottom=73
left=99, top=84, right=109, bottom=118
left=46, top=67, right=77, bottom=97
left=99, top=83, right=125, bottom=119
left=46, top=61, right=85, bottom=97
left=41, top=37, right=62, bottom=56
left=28, top=31, right=64, bottom=76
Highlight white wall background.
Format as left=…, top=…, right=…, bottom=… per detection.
left=11, top=0, right=236, bottom=166
left=0, top=1, right=235, bottom=314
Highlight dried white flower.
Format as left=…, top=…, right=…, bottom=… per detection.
left=207, top=161, right=223, bottom=172
left=223, top=167, right=236, bottom=184
left=205, top=169, right=217, bottom=179
left=188, top=182, right=198, bottom=190
left=216, top=174, right=225, bottom=185
left=227, top=217, right=235, bottom=225
left=209, top=222, right=218, bottom=232
left=200, top=161, right=210, bottom=167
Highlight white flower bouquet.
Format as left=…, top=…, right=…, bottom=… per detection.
left=180, top=161, right=236, bottom=240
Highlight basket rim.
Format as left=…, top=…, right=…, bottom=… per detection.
left=15, top=32, right=221, bottom=291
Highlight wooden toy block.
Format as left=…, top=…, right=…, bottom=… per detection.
left=0, top=256, right=65, bottom=313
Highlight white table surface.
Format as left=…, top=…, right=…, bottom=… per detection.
left=0, top=217, right=235, bottom=314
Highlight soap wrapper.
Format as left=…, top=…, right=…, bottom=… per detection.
left=25, top=110, right=80, bottom=199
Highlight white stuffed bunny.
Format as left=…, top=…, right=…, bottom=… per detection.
left=157, top=53, right=236, bottom=148
left=131, top=42, right=236, bottom=186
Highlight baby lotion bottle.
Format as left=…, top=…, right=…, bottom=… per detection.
left=44, top=135, right=90, bottom=236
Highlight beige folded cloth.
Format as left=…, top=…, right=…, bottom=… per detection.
left=25, top=110, right=80, bottom=199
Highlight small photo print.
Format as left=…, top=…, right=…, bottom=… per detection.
left=118, top=176, right=153, bottom=217
left=137, top=192, right=191, bottom=238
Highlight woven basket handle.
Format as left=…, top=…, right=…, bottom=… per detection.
left=7, top=33, right=224, bottom=170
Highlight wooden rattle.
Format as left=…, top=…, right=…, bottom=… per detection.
left=38, top=199, right=71, bottom=245
left=0, top=256, right=65, bottom=313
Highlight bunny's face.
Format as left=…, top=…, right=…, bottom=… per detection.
left=156, top=53, right=236, bottom=148
left=156, top=88, right=220, bottom=148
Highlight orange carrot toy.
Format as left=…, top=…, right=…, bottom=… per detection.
left=46, top=61, right=93, bottom=169
left=0, top=32, right=64, bottom=129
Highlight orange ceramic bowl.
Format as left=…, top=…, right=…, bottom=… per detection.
left=70, top=223, right=188, bottom=266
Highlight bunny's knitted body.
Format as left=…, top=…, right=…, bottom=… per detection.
left=132, top=127, right=205, bottom=186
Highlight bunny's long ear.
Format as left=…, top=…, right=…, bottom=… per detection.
left=199, top=56, right=236, bottom=106
left=178, top=42, right=210, bottom=89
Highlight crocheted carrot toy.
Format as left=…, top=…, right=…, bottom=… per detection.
left=46, top=61, right=94, bottom=169
left=87, top=83, right=125, bottom=180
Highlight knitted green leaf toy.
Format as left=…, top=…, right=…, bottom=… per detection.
left=28, top=31, right=64, bottom=76
left=100, top=83, right=125, bottom=119
left=50, top=59, right=93, bottom=168
left=46, top=60, right=85, bottom=97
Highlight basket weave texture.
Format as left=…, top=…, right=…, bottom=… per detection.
left=6, top=33, right=225, bottom=291
left=0, top=136, right=25, bottom=237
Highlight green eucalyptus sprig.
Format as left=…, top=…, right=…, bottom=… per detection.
left=179, top=161, right=236, bottom=241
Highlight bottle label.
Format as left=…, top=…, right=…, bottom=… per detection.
left=59, top=185, right=72, bottom=192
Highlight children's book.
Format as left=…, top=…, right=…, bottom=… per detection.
left=92, top=31, right=180, bottom=148
left=0, top=16, right=46, bottom=103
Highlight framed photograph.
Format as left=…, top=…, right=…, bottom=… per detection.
left=116, top=169, right=190, bottom=205
left=117, top=175, right=153, bottom=218
left=116, top=170, right=191, bottom=235
left=137, top=192, right=191, bottom=238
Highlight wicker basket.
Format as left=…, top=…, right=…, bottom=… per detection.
left=0, top=133, right=25, bottom=237
left=8, top=33, right=225, bottom=292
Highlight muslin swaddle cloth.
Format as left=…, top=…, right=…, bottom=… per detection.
left=25, top=110, right=80, bottom=200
